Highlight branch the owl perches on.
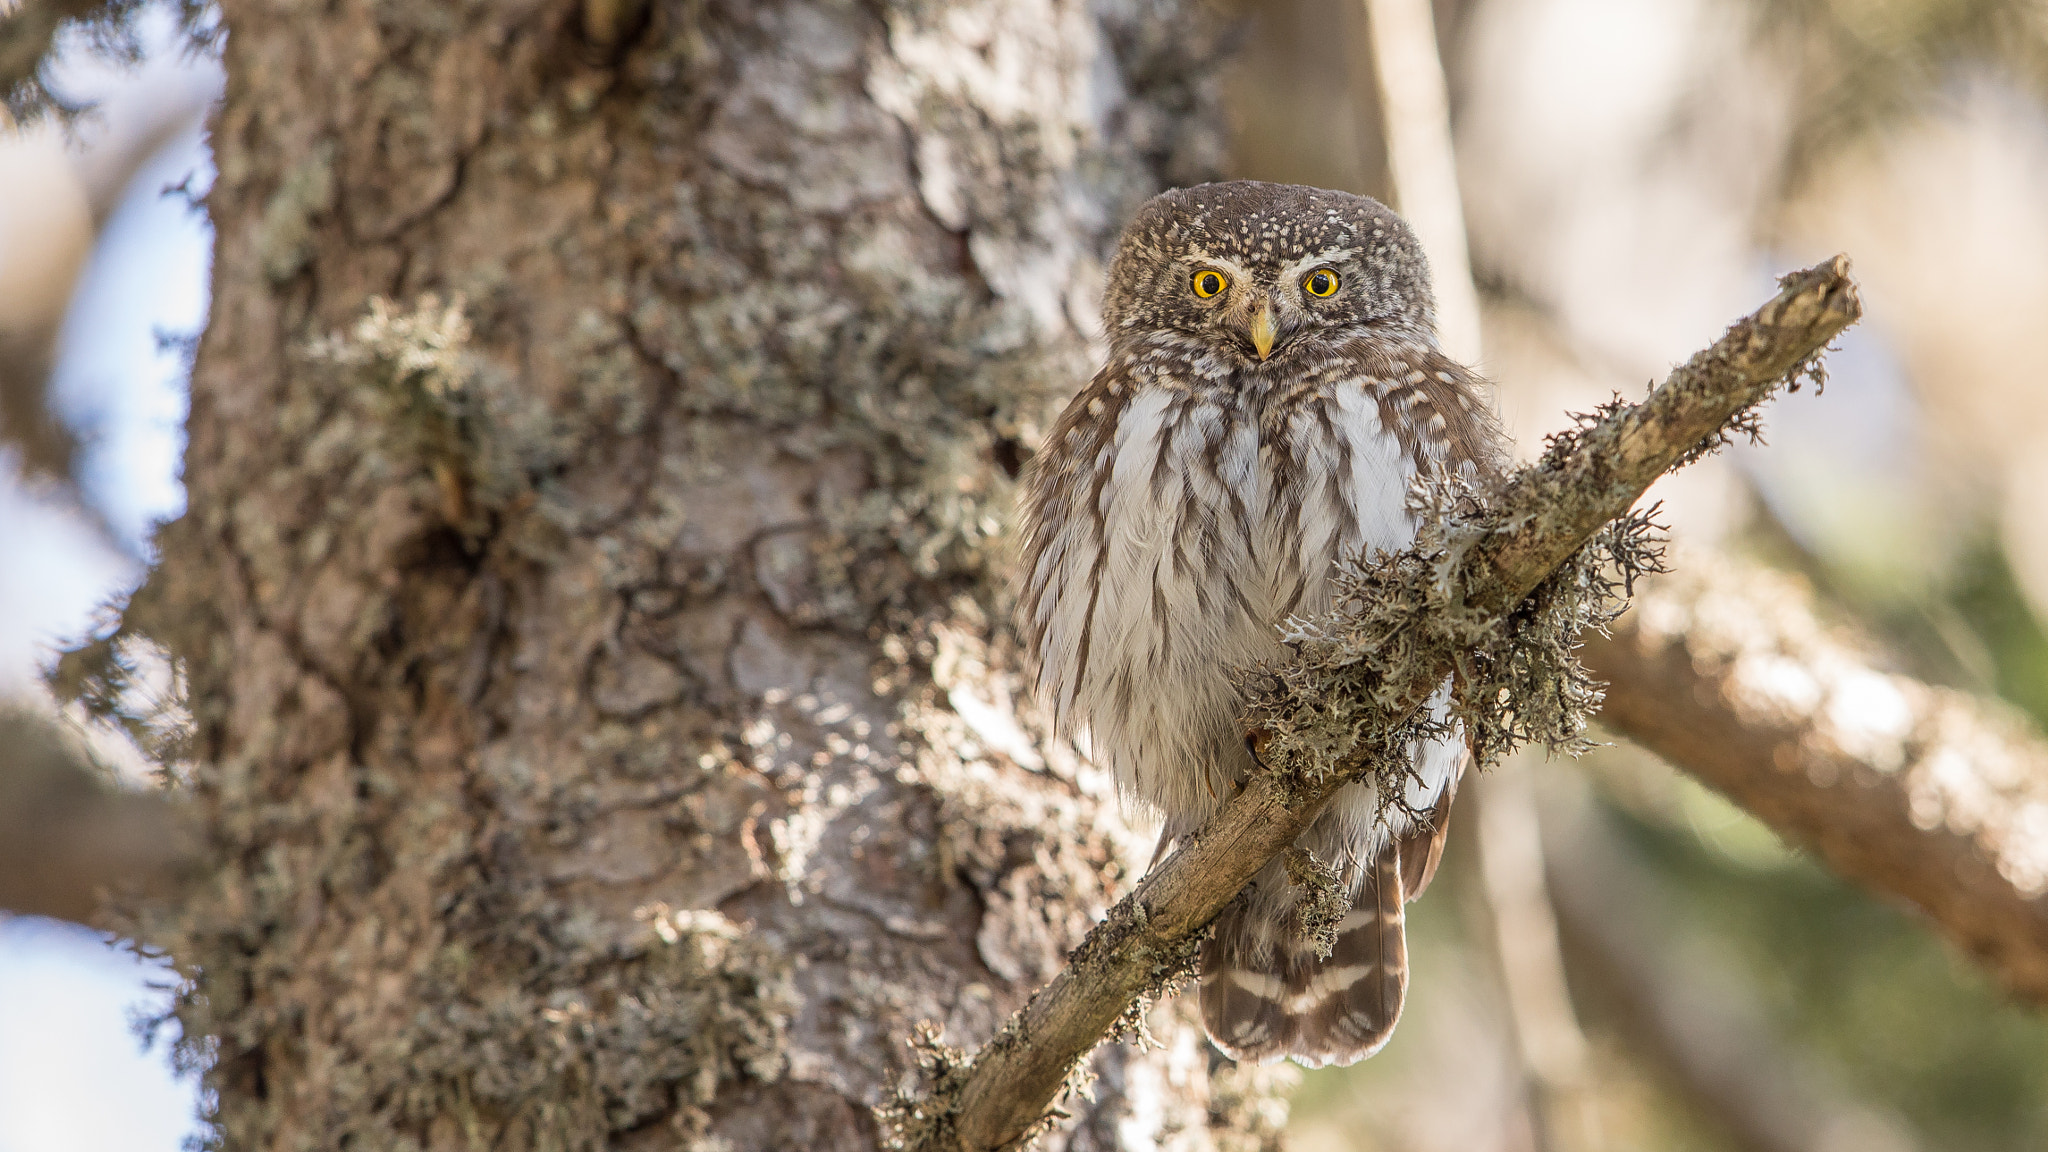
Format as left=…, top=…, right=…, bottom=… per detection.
left=881, top=257, right=1862, bottom=1152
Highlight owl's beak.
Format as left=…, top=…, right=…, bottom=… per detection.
left=1249, top=300, right=1277, bottom=361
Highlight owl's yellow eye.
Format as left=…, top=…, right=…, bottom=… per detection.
left=1191, top=269, right=1227, bottom=299
left=1303, top=269, right=1340, bottom=298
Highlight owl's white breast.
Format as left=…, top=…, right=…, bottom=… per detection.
left=1029, top=374, right=1427, bottom=828
left=1264, top=385, right=1423, bottom=620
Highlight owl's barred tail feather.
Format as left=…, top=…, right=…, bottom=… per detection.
left=1198, top=840, right=1422, bottom=1067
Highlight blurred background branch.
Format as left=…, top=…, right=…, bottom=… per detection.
left=1362, top=0, right=1483, bottom=363
left=1586, top=553, right=2048, bottom=1006
left=0, top=707, right=188, bottom=925
left=0, top=0, right=212, bottom=489
left=0, top=0, right=116, bottom=118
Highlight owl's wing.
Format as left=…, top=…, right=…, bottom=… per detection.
left=1013, top=380, right=1124, bottom=733
left=1395, top=759, right=1461, bottom=902
left=1198, top=840, right=1410, bottom=1068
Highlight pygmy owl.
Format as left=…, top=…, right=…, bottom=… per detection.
left=1017, top=181, right=1507, bottom=1067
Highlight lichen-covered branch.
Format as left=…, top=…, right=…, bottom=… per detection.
left=905, top=261, right=1861, bottom=1151
left=1583, top=552, right=2048, bottom=1006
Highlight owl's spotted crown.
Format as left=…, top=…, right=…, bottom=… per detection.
left=1101, top=181, right=1439, bottom=364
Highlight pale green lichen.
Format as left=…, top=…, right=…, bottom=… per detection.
left=875, top=1021, right=976, bottom=1152
left=164, top=868, right=794, bottom=1151
left=308, top=293, right=474, bottom=405
left=1242, top=464, right=1665, bottom=825
left=876, top=1013, right=1119, bottom=1152
left=1281, top=847, right=1346, bottom=961
left=256, top=141, right=338, bottom=283
left=303, top=293, right=570, bottom=534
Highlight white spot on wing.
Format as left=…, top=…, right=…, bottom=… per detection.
left=1227, top=970, right=1289, bottom=1000
left=1286, top=965, right=1375, bottom=1012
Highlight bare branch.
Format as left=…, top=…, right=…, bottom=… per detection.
left=902, top=261, right=1861, bottom=1151
left=1583, top=552, right=2048, bottom=1006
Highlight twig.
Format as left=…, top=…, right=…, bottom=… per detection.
left=894, top=261, right=1859, bottom=1151
left=1, top=0, right=116, bottom=121
left=1582, top=551, right=2048, bottom=1006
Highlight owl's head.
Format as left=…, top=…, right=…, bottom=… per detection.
left=1100, top=181, right=1436, bottom=368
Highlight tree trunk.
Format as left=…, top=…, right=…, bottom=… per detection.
left=138, top=1, right=1286, bottom=1147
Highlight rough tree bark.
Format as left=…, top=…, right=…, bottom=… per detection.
left=110, top=2, right=1292, bottom=1148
